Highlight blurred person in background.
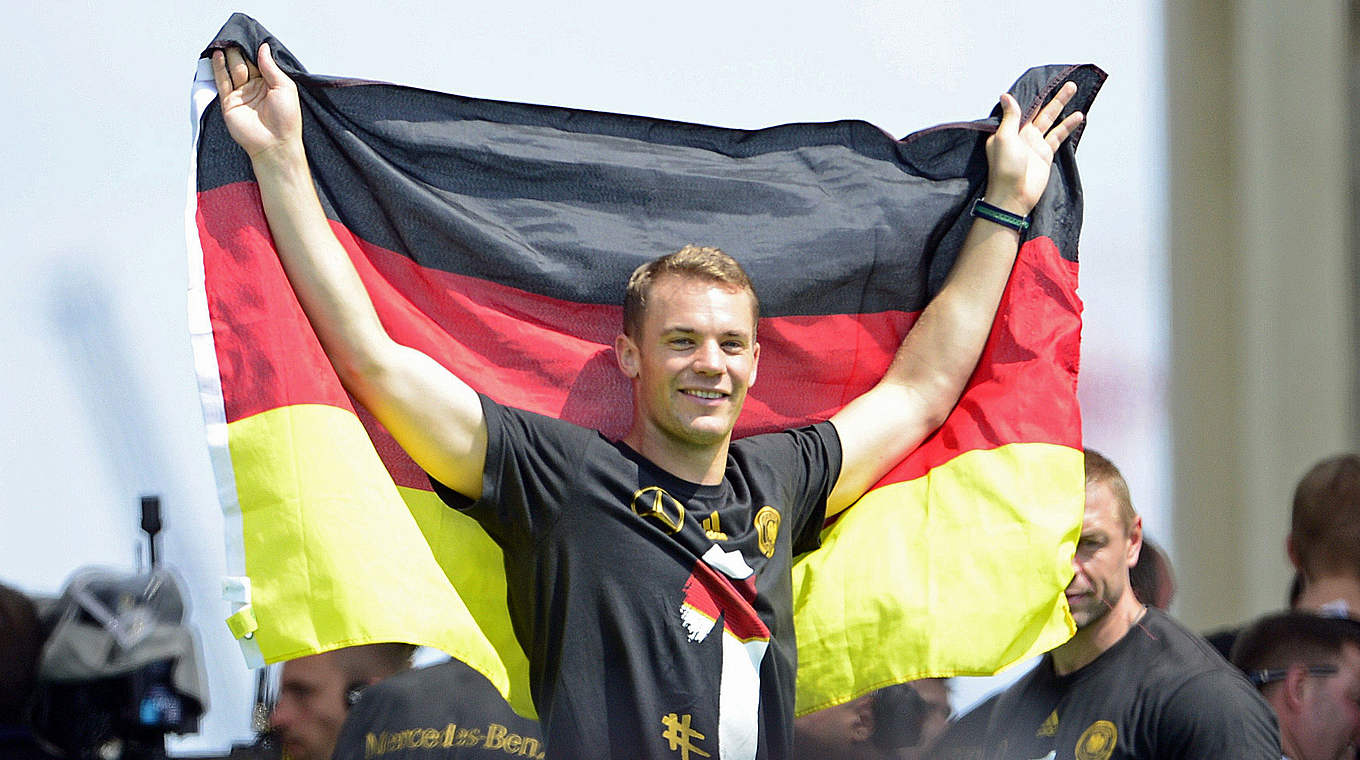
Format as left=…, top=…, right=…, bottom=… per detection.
left=1231, top=611, right=1360, bottom=760
left=0, top=581, right=61, bottom=759
left=269, top=643, right=414, bottom=760
left=1289, top=454, right=1360, bottom=618
left=793, top=678, right=949, bottom=759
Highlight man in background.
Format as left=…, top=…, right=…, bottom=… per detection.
left=938, top=449, right=1279, bottom=758
left=792, top=678, right=950, bottom=759
left=1289, top=454, right=1360, bottom=617
left=332, top=656, right=543, bottom=760
left=1231, top=611, right=1360, bottom=760
left=0, top=582, right=60, bottom=760
left=270, top=643, right=415, bottom=760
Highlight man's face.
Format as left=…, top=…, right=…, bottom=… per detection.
left=896, top=679, right=951, bottom=760
left=791, top=693, right=875, bottom=759
left=270, top=653, right=350, bottom=760
left=617, top=274, right=759, bottom=451
left=1065, top=480, right=1141, bottom=629
left=1293, top=643, right=1360, bottom=760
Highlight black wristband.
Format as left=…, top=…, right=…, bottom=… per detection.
left=970, top=198, right=1031, bottom=232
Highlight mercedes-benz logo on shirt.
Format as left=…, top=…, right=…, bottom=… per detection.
left=630, top=486, right=686, bottom=534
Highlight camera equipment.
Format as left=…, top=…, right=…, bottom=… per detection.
left=30, top=496, right=205, bottom=760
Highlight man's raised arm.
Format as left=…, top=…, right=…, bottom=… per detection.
left=826, top=82, right=1083, bottom=515
left=211, top=43, right=487, bottom=499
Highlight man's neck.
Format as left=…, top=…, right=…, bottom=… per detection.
left=1294, top=575, right=1360, bottom=619
left=623, top=427, right=731, bottom=485
left=1051, top=593, right=1146, bottom=676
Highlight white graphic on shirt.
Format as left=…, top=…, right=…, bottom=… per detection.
left=677, top=545, right=769, bottom=760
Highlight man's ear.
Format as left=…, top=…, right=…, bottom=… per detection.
left=1125, top=514, right=1144, bottom=568
left=848, top=694, right=875, bottom=743
left=749, top=341, right=760, bottom=387
left=1281, top=663, right=1310, bottom=712
left=1286, top=533, right=1302, bottom=572
left=615, top=333, right=640, bottom=379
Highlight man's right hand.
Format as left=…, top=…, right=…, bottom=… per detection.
left=211, top=42, right=303, bottom=164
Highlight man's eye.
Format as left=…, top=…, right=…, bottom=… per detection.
left=669, top=338, right=694, bottom=348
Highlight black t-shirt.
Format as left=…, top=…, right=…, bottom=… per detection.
left=332, top=659, right=545, bottom=760
left=930, top=692, right=999, bottom=760
left=431, top=396, right=841, bottom=759
left=969, top=608, right=1279, bottom=759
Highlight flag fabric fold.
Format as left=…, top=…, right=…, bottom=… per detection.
left=188, top=12, right=1100, bottom=718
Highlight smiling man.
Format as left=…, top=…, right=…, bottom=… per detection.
left=958, top=450, right=1279, bottom=759
left=212, top=41, right=1081, bottom=759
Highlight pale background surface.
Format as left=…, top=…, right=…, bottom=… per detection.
left=3, top=1, right=1175, bottom=752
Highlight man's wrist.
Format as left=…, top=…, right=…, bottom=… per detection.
left=975, top=191, right=1030, bottom=217
left=970, top=198, right=1030, bottom=233
left=249, top=137, right=308, bottom=173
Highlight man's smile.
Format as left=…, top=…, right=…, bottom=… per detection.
left=682, top=389, right=728, bottom=400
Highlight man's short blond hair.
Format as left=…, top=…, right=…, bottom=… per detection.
left=331, top=642, right=417, bottom=684
left=1085, top=448, right=1137, bottom=532
left=622, top=245, right=758, bottom=338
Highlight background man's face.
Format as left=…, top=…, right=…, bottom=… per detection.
left=1293, top=643, right=1360, bottom=760
left=896, top=678, right=951, bottom=760
left=270, top=653, right=350, bottom=760
left=626, top=275, right=759, bottom=449
left=1065, top=480, right=1140, bottom=629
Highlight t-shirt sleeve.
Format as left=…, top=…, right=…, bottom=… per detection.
left=733, top=421, right=841, bottom=555
left=1157, top=668, right=1281, bottom=758
left=428, top=394, right=592, bottom=544
left=791, top=421, right=841, bottom=554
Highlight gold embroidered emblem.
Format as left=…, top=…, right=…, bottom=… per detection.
left=1075, top=720, right=1117, bottom=760
left=754, top=506, right=780, bottom=557
left=630, top=486, right=685, bottom=534
left=702, top=512, right=727, bottom=541
left=1036, top=709, right=1059, bottom=737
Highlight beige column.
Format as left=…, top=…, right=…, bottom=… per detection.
left=1166, top=0, right=1355, bottom=630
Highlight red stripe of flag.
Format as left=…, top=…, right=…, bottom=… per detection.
left=200, top=180, right=1079, bottom=493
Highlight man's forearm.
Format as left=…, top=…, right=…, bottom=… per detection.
left=250, top=144, right=395, bottom=383
left=881, top=215, right=1021, bottom=419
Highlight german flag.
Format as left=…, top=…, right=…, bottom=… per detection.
left=189, top=13, right=1099, bottom=717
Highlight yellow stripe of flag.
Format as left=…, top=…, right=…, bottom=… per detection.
left=791, top=442, right=1082, bottom=714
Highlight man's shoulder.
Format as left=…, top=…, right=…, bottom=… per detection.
left=1136, top=608, right=1241, bottom=675
left=479, top=393, right=611, bottom=451
left=729, top=419, right=840, bottom=461
left=1124, top=610, right=1277, bottom=746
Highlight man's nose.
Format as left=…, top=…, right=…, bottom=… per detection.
left=269, top=700, right=292, bottom=729
left=692, top=340, right=723, bottom=373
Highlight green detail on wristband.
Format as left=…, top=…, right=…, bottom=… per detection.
left=970, top=198, right=1031, bottom=232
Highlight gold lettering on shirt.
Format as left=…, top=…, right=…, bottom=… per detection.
left=754, top=506, right=780, bottom=557
left=363, top=722, right=544, bottom=758
left=1075, top=720, right=1117, bottom=760
left=660, top=712, right=711, bottom=759
left=631, top=486, right=686, bottom=534
left=702, top=511, right=728, bottom=540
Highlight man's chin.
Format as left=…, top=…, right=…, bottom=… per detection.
left=685, top=424, right=736, bottom=446
left=673, top=414, right=738, bottom=442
